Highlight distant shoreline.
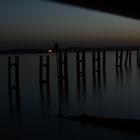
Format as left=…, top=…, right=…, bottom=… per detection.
left=0, top=46, right=140, bottom=55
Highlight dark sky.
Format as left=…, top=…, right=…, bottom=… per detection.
left=1, top=0, right=140, bottom=47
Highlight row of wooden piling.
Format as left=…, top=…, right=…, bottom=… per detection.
left=116, top=50, right=132, bottom=67
left=7, top=50, right=140, bottom=114
left=8, top=50, right=140, bottom=93
left=8, top=50, right=140, bottom=88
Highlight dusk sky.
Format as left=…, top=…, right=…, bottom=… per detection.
left=1, top=0, right=140, bottom=48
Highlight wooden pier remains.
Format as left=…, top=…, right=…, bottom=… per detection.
left=125, top=50, right=131, bottom=66
left=8, top=56, right=20, bottom=113
left=39, top=55, right=50, bottom=93
left=39, top=55, right=51, bottom=111
left=116, top=49, right=131, bottom=67
left=116, top=50, right=123, bottom=67
left=76, top=51, right=86, bottom=89
left=6, top=45, right=140, bottom=96
left=92, top=50, right=106, bottom=89
left=59, top=50, right=68, bottom=93
left=5, top=44, right=140, bottom=117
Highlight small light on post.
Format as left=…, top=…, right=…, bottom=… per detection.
left=48, top=49, right=53, bottom=53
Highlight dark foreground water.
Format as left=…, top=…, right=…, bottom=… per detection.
left=1, top=52, right=140, bottom=139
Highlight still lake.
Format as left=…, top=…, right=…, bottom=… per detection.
left=0, top=52, right=140, bottom=139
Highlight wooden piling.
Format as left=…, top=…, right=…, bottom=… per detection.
left=15, top=56, right=19, bottom=93
left=92, top=50, right=102, bottom=89
left=82, top=51, right=86, bottom=84
left=129, top=50, right=131, bottom=66
left=116, top=50, right=119, bottom=67
left=8, top=56, right=19, bottom=91
left=76, top=51, right=86, bottom=89
left=8, top=56, right=20, bottom=113
left=97, top=50, right=101, bottom=73
left=125, top=50, right=132, bottom=66
left=125, top=50, right=129, bottom=66
left=120, top=50, right=123, bottom=67
left=59, top=51, right=68, bottom=92
left=39, top=55, right=50, bottom=92
left=92, top=51, right=96, bottom=73
left=92, top=50, right=101, bottom=73
left=103, top=51, right=106, bottom=71
left=137, top=51, right=139, bottom=65
left=116, top=50, right=123, bottom=67
left=76, top=52, right=80, bottom=88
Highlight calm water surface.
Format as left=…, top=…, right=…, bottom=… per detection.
left=0, top=52, right=140, bottom=139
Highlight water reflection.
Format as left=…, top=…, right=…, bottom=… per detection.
left=102, top=69, right=107, bottom=88
left=39, top=82, right=51, bottom=111
left=3, top=51, right=140, bottom=139
left=125, top=65, right=132, bottom=78
left=116, top=66, right=132, bottom=85
left=116, top=67, right=123, bottom=84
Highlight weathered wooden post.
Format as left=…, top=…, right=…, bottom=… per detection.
left=129, top=50, right=132, bottom=66
left=76, top=51, right=86, bottom=89
left=76, top=52, right=80, bottom=89
left=97, top=50, right=101, bottom=73
left=116, top=50, right=123, bottom=67
left=125, top=50, right=129, bottom=66
left=39, top=55, right=50, bottom=92
left=92, top=51, right=95, bottom=74
left=92, top=50, right=101, bottom=73
left=82, top=51, right=86, bottom=88
left=39, top=55, right=50, bottom=111
left=59, top=50, right=68, bottom=93
left=8, top=56, right=20, bottom=114
left=92, top=50, right=101, bottom=80
left=116, top=50, right=118, bottom=67
left=120, top=50, right=123, bottom=67
left=125, top=50, right=131, bottom=66
left=103, top=50, right=106, bottom=72
left=54, top=42, right=62, bottom=117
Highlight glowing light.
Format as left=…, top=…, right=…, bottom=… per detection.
left=48, top=49, right=53, bottom=53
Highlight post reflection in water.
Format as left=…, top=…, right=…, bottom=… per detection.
left=125, top=65, right=132, bottom=79
left=39, top=55, right=51, bottom=112
left=8, top=56, right=21, bottom=115
left=92, top=70, right=101, bottom=91
left=39, top=83, right=51, bottom=113
left=116, top=65, right=132, bottom=85
left=116, top=66, right=123, bottom=84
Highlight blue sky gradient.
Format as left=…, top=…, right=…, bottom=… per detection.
left=1, top=0, right=140, bottom=47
